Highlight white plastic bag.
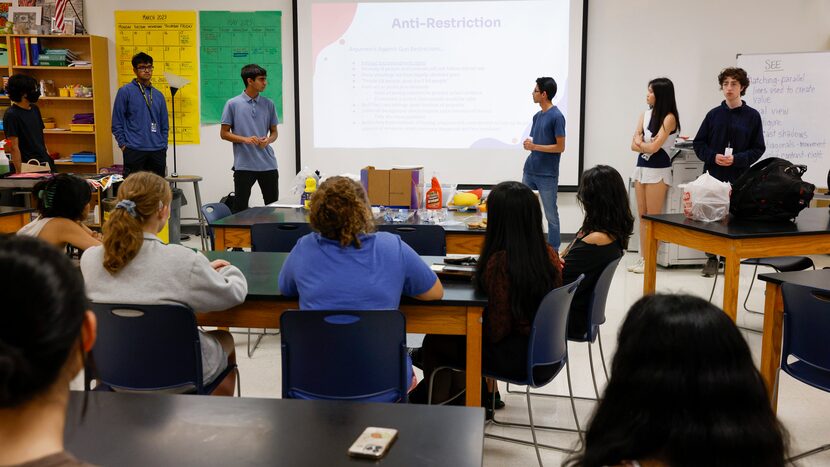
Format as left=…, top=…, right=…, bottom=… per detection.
left=682, top=172, right=731, bottom=222
left=291, top=167, right=320, bottom=198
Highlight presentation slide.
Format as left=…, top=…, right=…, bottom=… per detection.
left=296, top=0, right=585, bottom=186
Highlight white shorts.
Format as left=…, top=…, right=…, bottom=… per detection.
left=632, top=166, right=672, bottom=186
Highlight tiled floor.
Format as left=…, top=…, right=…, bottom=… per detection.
left=76, top=243, right=830, bottom=466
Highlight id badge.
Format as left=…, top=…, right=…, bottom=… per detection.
left=150, top=122, right=158, bottom=133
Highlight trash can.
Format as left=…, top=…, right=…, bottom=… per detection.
left=167, top=187, right=186, bottom=244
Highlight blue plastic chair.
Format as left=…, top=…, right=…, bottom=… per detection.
left=376, top=224, right=446, bottom=256
left=779, top=282, right=830, bottom=462
left=429, top=275, right=584, bottom=464
left=84, top=303, right=239, bottom=395
left=251, top=222, right=312, bottom=253
left=200, top=203, right=232, bottom=250
left=280, top=310, right=408, bottom=403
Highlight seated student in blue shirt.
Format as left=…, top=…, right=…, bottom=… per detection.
left=278, top=176, right=443, bottom=390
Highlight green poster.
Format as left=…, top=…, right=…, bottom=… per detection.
left=199, top=11, right=283, bottom=124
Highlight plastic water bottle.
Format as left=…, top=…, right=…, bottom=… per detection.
left=0, top=140, right=9, bottom=176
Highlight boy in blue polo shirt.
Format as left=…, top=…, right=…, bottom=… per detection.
left=220, top=64, right=279, bottom=213
left=522, top=77, right=566, bottom=249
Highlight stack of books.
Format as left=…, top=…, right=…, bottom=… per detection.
left=39, top=49, right=80, bottom=67
left=13, top=38, right=41, bottom=66
left=70, top=112, right=94, bottom=132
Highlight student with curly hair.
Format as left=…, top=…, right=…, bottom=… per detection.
left=80, top=172, right=246, bottom=395
left=0, top=236, right=97, bottom=466
left=17, top=174, right=102, bottom=251
left=278, top=176, right=443, bottom=309
left=565, top=294, right=788, bottom=467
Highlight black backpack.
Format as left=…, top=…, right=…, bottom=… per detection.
left=730, top=157, right=815, bottom=222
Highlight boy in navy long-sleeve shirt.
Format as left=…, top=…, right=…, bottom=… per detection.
left=111, top=52, right=169, bottom=177
left=693, top=67, right=765, bottom=277
left=693, top=67, right=765, bottom=184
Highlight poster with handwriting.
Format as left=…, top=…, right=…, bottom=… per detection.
left=116, top=10, right=200, bottom=144
left=199, top=11, right=283, bottom=124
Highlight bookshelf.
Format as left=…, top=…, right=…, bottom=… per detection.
left=0, top=34, right=112, bottom=226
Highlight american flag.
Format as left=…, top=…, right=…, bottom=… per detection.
left=54, top=0, right=68, bottom=33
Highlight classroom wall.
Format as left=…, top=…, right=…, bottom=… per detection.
left=87, top=0, right=830, bottom=230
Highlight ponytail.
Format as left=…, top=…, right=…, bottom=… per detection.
left=102, top=172, right=171, bottom=274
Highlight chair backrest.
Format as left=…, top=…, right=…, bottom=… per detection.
left=251, top=222, right=312, bottom=252
left=585, top=256, right=622, bottom=342
left=280, top=310, right=408, bottom=402
left=781, top=283, right=830, bottom=390
left=87, top=303, right=205, bottom=393
left=376, top=224, right=446, bottom=255
left=200, top=203, right=232, bottom=249
left=527, top=275, right=584, bottom=387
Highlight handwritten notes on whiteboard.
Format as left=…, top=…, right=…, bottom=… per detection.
left=115, top=11, right=200, bottom=144
left=738, top=52, right=829, bottom=187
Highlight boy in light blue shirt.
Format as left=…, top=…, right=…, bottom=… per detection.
left=220, top=64, right=279, bottom=212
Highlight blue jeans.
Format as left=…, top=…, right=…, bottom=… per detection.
left=522, top=172, right=560, bottom=249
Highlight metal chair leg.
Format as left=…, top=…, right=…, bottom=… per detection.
left=787, top=444, right=830, bottom=462
left=525, top=386, right=544, bottom=467
left=742, top=265, right=763, bottom=315
left=597, top=331, right=609, bottom=381
left=247, top=328, right=268, bottom=358
left=235, top=367, right=242, bottom=397
left=565, top=361, right=583, bottom=443
left=587, top=342, right=600, bottom=400
left=708, top=268, right=719, bottom=302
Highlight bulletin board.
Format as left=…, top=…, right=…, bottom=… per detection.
left=199, top=10, right=283, bottom=124
left=115, top=10, right=200, bottom=144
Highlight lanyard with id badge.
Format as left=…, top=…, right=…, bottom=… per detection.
left=137, top=81, right=158, bottom=133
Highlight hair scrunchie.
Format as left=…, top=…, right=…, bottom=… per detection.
left=115, top=199, right=138, bottom=218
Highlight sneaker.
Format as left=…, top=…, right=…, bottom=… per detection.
left=628, top=257, right=644, bottom=273
left=630, top=260, right=645, bottom=274
left=701, top=256, right=719, bottom=277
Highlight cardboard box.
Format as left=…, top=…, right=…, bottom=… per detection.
left=360, top=166, right=424, bottom=208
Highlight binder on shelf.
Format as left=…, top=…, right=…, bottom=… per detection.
left=19, top=38, right=27, bottom=66
left=29, top=38, right=39, bottom=66
left=71, top=151, right=96, bottom=163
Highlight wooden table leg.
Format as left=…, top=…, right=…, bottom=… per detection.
left=760, top=282, right=784, bottom=413
left=465, top=306, right=483, bottom=407
left=721, top=251, right=740, bottom=322
left=214, top=228, right=226, bottom=251
left=642, top=219, right=658, bottom=295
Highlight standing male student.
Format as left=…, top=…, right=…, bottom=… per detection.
left=693, top=67, right=765, bottom=276
left=112, top=52, right=169, bottom=177
left=3, top=74, right=53, bottom=173
left=522, top=76, right=566, bottom=249
left=220, top=64, right=279, bottom=213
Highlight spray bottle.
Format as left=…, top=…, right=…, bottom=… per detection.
left=425, top=174, right=442, bottom=210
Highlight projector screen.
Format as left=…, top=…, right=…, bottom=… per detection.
left=294, top=0, right=587, bottom=187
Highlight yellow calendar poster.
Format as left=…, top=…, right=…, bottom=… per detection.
left=115, top=11, right=200, bottom=145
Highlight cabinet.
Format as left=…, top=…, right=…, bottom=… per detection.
left=0, top=34, right=112, bottom=225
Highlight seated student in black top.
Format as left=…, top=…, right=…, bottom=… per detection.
left=3, top=74, right=53, bottom=173
left=562, top=165, right=634, bottom=339
left=0, top=236, right=97, bottom=466
left=564, top=294, right=787, bottom=467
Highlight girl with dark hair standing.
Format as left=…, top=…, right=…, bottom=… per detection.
left=565, top=294, right=788, bottom=467
left=629, top=77, right=680, bottom=273
left=410, top=181, right=563, bottom=406
left=17, top=174, right=102, bottom=251
left=80, top=172, right=246, bottom=395
left=0, top=236, right=97, bottom=466
left=562, top=165, right=633, bottom=339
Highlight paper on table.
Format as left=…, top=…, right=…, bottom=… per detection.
left=267, top=202, right=304, bottom=208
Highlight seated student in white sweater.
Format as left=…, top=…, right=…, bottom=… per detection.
left=80, top=172, right=247, bottom=395
left=18, top=174, right=101, bottom=251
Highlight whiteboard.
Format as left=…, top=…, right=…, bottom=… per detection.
left=737, top=51, right=830, bottom=188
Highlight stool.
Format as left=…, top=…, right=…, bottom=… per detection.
left=165, top=175, right=208, bottom=250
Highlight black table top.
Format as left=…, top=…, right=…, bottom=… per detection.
left=0, top=205, right=34, bottom=216
left=64, top=391, right=484, bottom=467
left=758, top=268, right=830, bottom=288
left=210, top=206, right=484, bottom=234
left=643, top=208, right=830, bottom=239
left=204, top=251, right=488, bottom=307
